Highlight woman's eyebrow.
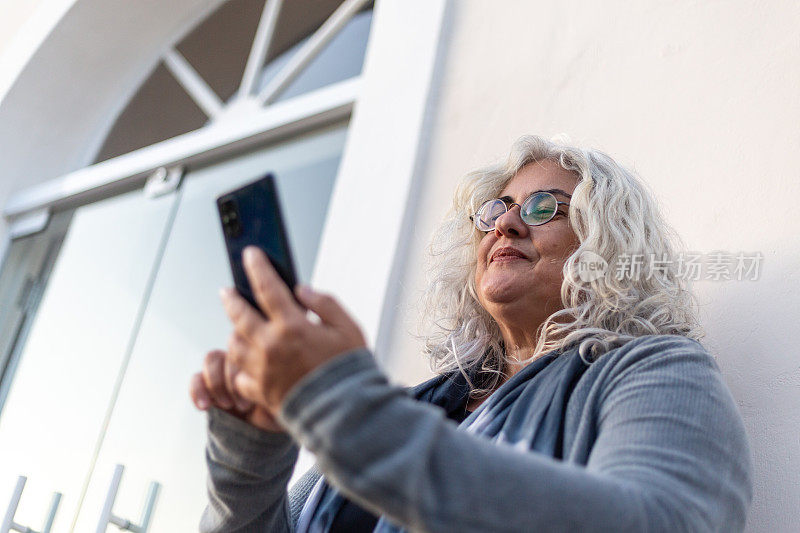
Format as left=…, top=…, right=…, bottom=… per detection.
left=498, top=189, right=573, bottom=203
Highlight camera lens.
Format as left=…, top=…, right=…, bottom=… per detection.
left=220, top=199, right=242, bottom=238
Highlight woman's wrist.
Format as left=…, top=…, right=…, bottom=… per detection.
left=278, top=346, right=377, bottom=428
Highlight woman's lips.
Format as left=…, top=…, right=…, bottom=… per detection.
left=490, top=247, right=529, bottom=263
left=492, top=255, right=525, bottom=263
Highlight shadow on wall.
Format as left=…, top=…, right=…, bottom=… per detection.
left=698, top=254, right=800, bottom=532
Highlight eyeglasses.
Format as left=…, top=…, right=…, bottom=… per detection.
left=470, top=191, right=570, bottom=232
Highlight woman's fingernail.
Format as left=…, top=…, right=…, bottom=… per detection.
left=243, top=246, right=257, bottom=264
left=197, top=398, right=209, bottom=409
left=219, top=287, right=230, bottom=299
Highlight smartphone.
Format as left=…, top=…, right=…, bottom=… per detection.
left=216, top=173, right=299, bottom=316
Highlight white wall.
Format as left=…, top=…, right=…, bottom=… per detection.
left=381, top=1, right=800, bottom=531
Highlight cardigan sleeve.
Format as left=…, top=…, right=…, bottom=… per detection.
left=199, top=407, right=299, bottom=533
left=277, top=340, right=752, bottom=532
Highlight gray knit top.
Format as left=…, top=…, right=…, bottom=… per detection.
left=200, top=334, right=752, bottom=532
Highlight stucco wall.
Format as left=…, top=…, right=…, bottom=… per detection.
left=382, top=1, right=800, bottom=531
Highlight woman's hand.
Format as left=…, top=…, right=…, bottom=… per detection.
left=190, top=349, right=285, bottom=432
left=218, top=246, right=367, bottom=418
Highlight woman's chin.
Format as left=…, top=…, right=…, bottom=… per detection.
left=479, top=281, right=529, bottom=305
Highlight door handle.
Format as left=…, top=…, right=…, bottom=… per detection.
left=1, top=476, right=61, bottom=533
left=95, top=465, right=160, bottom=533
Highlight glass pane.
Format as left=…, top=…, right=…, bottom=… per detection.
left=257, top=9, right=372, bottom=102
left=0, top=190, right=177, bottom=532
left=72, top=123, right=348, bottom=532
left=0, top=211, right=72, bottom=411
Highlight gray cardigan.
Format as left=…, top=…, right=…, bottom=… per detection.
left=200, top=334, right=752, bottom=532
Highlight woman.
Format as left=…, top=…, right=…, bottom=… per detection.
left=190, top=135, right=752, bottom=532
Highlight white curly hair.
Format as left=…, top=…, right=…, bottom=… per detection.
left=417, top=134, right=704, bottom=398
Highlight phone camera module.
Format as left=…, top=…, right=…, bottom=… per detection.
left=220, top=199, right=243, bottom=238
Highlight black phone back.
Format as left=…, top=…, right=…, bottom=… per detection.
left=216, top=174, right=299, bottom=314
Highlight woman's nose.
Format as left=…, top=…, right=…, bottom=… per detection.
left=494, top=205, right=529, bottom=239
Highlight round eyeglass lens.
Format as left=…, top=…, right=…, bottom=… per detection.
left=475, top=199, right=507, bottom=231
left=520, top=192, right=558, bottom=225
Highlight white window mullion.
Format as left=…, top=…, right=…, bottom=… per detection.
left=163, top=49, right=223, bottom=119
left=237, top=0, right=284, bottom=99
